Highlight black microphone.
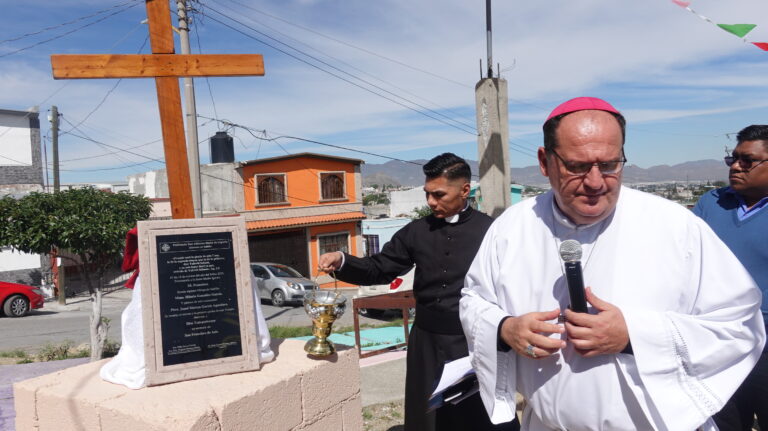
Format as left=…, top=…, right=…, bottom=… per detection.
left=559, top=240, right=588, bottom=313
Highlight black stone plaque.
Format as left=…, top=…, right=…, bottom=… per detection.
left=155, top=231, right=243, bottom=366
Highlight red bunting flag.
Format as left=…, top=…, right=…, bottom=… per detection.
left=753, top=42, right=768, bottom=51
left=671, top=0, right=691, bottom=8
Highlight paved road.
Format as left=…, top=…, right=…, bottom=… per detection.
left=0, top=292, right=129, bottom=352
left=361, top=355, right=407, bottom=406
left=0, top=288, right=395, bottom=353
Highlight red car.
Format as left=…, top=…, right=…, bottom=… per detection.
left=0, top=281, right=44, bottom=317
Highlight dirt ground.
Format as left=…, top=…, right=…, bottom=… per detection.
left=362, top=400, right=404, bottom=431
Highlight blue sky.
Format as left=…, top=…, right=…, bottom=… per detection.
left=1, top=0, right=767, bottom=184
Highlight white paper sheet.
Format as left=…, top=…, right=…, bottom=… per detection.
left=431, top=355, right=474, bottom=397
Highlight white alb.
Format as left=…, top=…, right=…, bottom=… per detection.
left=460, top=187, right=765, bottom=430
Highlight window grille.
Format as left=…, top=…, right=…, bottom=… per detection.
left=256, top=174, right=286, bottom=204
left=320, top=173, right=345, bottom=200
left=363, top=234, right=380, bottom=256
left=319, top=233, right=349, bottom=255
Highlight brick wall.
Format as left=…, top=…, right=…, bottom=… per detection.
left=0, top=268, right=43, bottom=286
left=0, top=109, right=43, bottom=189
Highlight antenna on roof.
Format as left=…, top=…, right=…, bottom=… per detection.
left=485, top=0, right=493, bottom=78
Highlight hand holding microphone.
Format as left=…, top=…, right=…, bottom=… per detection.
left=559, top=240, right=588, bottom=313
left=559, top=239, right=631, bottom=356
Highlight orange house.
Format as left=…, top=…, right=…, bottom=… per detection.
left=238, top=153, right=365, bottom=288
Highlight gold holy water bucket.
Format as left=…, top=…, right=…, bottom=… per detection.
left=303, top=290, right=347, bottom=356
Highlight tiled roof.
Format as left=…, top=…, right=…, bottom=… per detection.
left=246, top=211, right=366, bottom=231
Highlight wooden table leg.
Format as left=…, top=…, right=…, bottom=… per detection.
left=353, top=300, right=362, bottom=357
left=402, top=307, right=410, bottom=344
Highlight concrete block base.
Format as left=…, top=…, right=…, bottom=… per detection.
left=14, top=339, right=361, bottom=430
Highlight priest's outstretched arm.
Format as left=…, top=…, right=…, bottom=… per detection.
left=318, top=226, right=414, bottom=286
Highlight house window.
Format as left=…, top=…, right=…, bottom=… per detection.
left=363, top=234, right=380, bottom=256
left=319, top=233, right=349, bottom=255
left=320, top=172, right=345, bottom=200
left=256, top=174, right=287, bottom=204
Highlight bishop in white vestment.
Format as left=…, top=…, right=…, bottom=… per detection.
left=460, top=97, right=765, bottom=430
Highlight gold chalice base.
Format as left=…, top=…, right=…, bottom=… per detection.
left=304, top=301, right=341, bottom=357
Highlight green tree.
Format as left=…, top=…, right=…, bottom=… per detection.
left=363, top=194, right=377, bottom=206
left=412, top=205, right=432, bottom=219
left=363, top=193, right=390, bottom=206
left=0, top=188, right=151, bottom=360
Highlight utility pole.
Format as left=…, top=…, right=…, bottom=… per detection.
left=51, top=105, right=60, bottom=193
left=176, top=0, right=203, bottom=218
left=49, top=106, right=66, bottom=305
left=475, top=0, right=511, bottom=218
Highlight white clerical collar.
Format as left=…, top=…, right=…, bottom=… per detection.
left=551, top=198, right=612, bottom=232
left=445, top=203, right=469, bottom=224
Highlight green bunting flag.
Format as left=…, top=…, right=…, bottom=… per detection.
left=672, top=3, right=765, bottom=52
left=717, top=24, right=757, bottom=38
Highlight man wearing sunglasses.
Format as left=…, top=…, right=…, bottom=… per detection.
left=693, top=125, right=768, bottom=431
left=460, top=97, right=765, bottom=430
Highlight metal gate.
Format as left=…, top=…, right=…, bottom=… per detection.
left=247, top=229, right=310, bottom=277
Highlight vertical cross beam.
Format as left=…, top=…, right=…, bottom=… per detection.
left=146, top=0, right=193, bottom=219
left=51, top=0, right=265, bottom=221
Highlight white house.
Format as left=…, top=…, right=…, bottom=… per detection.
left=388, top=187, right=424, bottom=217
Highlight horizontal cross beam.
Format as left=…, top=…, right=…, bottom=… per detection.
left=51, top=54, right=265, bottom=79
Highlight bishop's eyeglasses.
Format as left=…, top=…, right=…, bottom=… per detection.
left=549, top=149, right=627, bottom=176
left=724, top=153, right=768, bottom=171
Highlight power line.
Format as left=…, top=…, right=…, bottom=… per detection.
left=0, top=0, right=141, bottom=45
left=197, top=114, right=424, bottom=166
left=199, top=5, right=477, bottom=135
left=60, top=117, right=164, bottom=171
left=197, top=114, right=536, bottom=176
left=218, top=0, right=549, bottom=113
left=55, top=117, right=218, bottom=169
left=0, top=8, right=146, bottom=145
left=219, top=0, right=472, bottom=90
left=0, top=154, right=31, bottom=165
left=197, top=114, right=496, bottom=183
left=58, top=138, right=162, bottom=163
left=509, top=141, right=538, bottom=156
left=57, top=117, right=217, bottom=165
left=191, top=14, right=221, bottom=127
left=0, top=2, right=141, bottom=58
left=203, top=3, right=476, bottom=134
left=59, top=114, right=327, bottom=204
left=201, top=0, right=476, bottom=131
left=201, top=170, right=335, bottom=206
left=57, top=160, right=161, bottom=172
left=508, top=146, right=537, bottom=160
left=60, top=34, right=150, bottom=136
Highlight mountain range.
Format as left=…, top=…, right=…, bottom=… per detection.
left=362, top=159, right=728, bottom=187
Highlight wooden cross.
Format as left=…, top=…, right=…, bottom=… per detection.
left=50, top=0, right=264, bottom=219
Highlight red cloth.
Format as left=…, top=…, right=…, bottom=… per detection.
left=122, top=227, right=139, bottom=289
left=753, top=42, right=768, bottom=51
left=546, top=97, right=621, bottom=123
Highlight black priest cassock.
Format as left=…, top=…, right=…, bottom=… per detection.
left=336, top=206, right=517, bottom=430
